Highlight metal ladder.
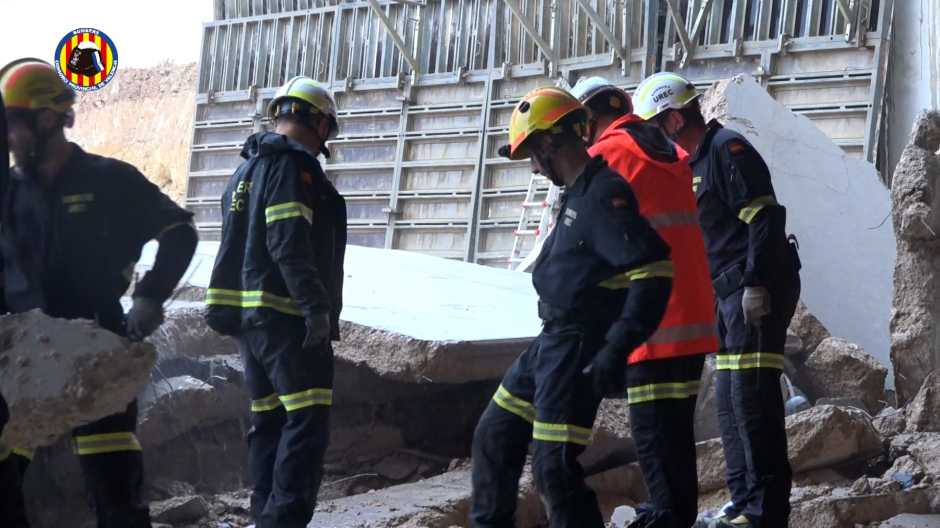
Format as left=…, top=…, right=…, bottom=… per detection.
left=506, top=173, right=561, bottom=270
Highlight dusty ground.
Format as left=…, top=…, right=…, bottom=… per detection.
left=68, top=61, right=197, bottom=203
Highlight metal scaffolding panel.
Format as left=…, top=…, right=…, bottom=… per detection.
left=189, top=0, right=892, bottom=265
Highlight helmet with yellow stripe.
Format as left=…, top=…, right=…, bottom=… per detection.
left=0, top=58, right=75, bottom=115
left=632, top=72, right=700, bottom=121
left=268, top=76, right=339, bottom=144
left=503, top=86, right=591, bottom=161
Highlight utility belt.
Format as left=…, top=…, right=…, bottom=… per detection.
left=712, top=234, right=802, bottom=301
left=537, top=300, right=574, bottom=325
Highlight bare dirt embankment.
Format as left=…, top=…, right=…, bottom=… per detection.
left=68, top=62, right=197, bottom=203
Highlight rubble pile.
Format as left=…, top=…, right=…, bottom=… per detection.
left=890, top=110, right=940, bottom=406
left=0, top=310, right=157, bottom=448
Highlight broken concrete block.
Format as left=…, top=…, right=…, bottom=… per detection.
left=149, top=304, right=236, bottom=362
left=697, top=405, right=884, bottom=493
left=308, top=467, right=543, bottom=528
left=877, top=514, right=940, bottom=528
left=815, top=397, right=870, bottom=412
left=580, top=399, right=635, bottom=474
left=790, top=300, right=831, bottom=356
left=789, top=487, right=939, bottom=528
left=901, top=371, right=940, bottom=433
left=586, top=462, right=649, bottom=505
left=137, top=376, right=218, bottom=448
left=786, top=405, right=884, bottom=473
left=136, top=241, right=541, bottom=384
left=0, top=310, right=157, bottom=448
left=150, top=495, right=209, bottom=524
left=701, top=74, right=895, bottom=374
left=796, top=337, right=887, bottom=412
left=891, top=110, right=940, bottom=405
left=890, top=434, right=940, bottom=477
left=694, top=355, right=721, bottom=442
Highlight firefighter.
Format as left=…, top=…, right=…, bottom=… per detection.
left=633, top=73, right=802, bottom=528
left=470, top=86, right=675, bottom=528
left=568, top=76, right=717, bottom=527
left=204, top=75, right=347, bottom=528
left=0, top=81, right=30, bottom=528
left=0, top=58, right=198, bottom=527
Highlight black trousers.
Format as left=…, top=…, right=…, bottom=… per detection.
left=238, top=326, right=333, bottom=528
left=715, top=271, right=800, bottom=527
left=0, top=390, right=29, bottom=528
left=627, top=354, right=706, bottom=528
left=471, top=320, right=605, bottom=528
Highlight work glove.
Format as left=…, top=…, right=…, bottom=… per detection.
left=126, top=297, right=165, bottom=342
left=304, top=312, right=331, bottom=349
left=742, top=286, right=771, bottom=327
left=582, top=345, right=627, bottom=398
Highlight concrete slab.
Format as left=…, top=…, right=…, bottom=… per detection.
left=133, top=242, right=541, bottom=383
left=700, top=75, right=896, bottom=378
left=879, top=514, right=940, bottom=528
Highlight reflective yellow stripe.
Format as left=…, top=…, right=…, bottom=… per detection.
left=265, top=202, right=313, bottom=224
left=492, top=385, right=536, bottom=424
left=122, top=261, right=137, bottom=282
left=12, top=448, right=34, bottom=460
left=73, top=432, right=141, bottom=455
left=205, top=288, right=301, bottom=317
left=646, top=322, right=717, bottom=345
left=279, top=388, right=332, bottom=411
left=692, top=176, right=702, bottom=192
left=598, top=260, right=675, bottom=290
left=532, top=421, right=592, bottom=445
left=716, top=352, right=784, bottom=371
left=62, top=194, right=94, bottom=204
left=156, top=220, right=196, bottom=240
left=627, top=382, right=694, bottom=405
left=687, top=380, right=700, bottom=397
left=646, top=210, right=699, bottom=230
left=738, top=196, right=777, bottom=224
left=251, top=393, right=283, bottom=412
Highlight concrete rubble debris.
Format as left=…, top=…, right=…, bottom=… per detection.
left=0, top=310, right=157, bottom=448
left=789, top=299, right=832, bottom=357
left=795, top=337, right=888, bottom=413
left=135, top=241, right=541, bottom=384
left=701, top=74, right=895, bottom=373
left=891, top=110, right=940, bottom=405
left=789, top=488, right=940, bottom=527
left=581, top=399, right=635, bottom=474
left=878, top=514, right=940, bottom=527
left=136, top=375, right=219, bottom=447
left=899, top=371, right=940, bottom=434
left=697, top=405, right=883, bottom=493
left=149, top=495, right=209, bottom=524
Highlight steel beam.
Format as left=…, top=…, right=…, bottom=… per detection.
left=664, top=0, right=695, bottom=62
left=501, top=0, right=555, bottom=64
left=575, top=0, right=630, bottom=66
left=680, top=0, right=715, bottom=67
left=366, top=0, right=420, bottom=74
left=835, top=0, right=855, bottom=20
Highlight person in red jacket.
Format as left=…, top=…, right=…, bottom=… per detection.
left=568, top=77, right=718, bottom=528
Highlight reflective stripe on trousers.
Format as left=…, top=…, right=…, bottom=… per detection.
left=716, top=352, right=785, bottom=370
left=250, top=389, right=333, bottom=413
left=626, top=380, right=700, bottom=405
left=73, top=432, right=142, bottom=455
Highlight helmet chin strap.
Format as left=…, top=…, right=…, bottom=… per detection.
left=532, top=138, right=565, bottom=187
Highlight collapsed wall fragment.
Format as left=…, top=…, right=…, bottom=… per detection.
left=890, top=110, right=940, bottom=405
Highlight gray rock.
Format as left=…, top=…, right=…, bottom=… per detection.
left=0, top=310, right=157, bottom=448
left=150, top=495, right=209, bottom=524
left=610, top=505, right=638, bottom=527
left=815, top=397, right=870, bottom=413
left=796, top=337, right=887, bottom=413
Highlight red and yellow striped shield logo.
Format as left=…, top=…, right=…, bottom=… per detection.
left=54, top=28, right=119, bottom=92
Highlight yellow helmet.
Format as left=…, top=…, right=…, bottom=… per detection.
left=0, top=58, right=75, bottom=114
left=632, top=72, right=700, bottom=121
left=268, top=76, right=338, bottom=138
left=505, top=86, right=590, bottom=160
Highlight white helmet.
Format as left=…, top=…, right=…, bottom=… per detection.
left=632, top=72, right=701, bottom=121
left=569, top=76, right=633, bottom=115
left=268, top=76, right=339, bottom=143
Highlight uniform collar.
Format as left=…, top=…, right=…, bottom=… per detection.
left=11, top=142, right=85, bottom=184
left=564, top=155, right=608, bottom=197
left=688, top=119, right=723, bottom=164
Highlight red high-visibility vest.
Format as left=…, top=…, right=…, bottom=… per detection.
left=591, top=114, right=718, bottom=364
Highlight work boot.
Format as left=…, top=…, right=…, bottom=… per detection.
left=692, top=513, right=724, bottom=528
left=708, top=515, right=753, bottom=527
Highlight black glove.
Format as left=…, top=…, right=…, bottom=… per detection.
left=303, top=312, right=331, bottom=348
left=126, top=297, right=165, bottom=342
left=582, top=345, right=627, bottom=397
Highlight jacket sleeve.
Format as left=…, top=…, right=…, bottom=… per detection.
left=715, top=139, right=785, bottom=286
left=590, top=176, right=674, bottom=355
left=329, top=193, right=347, bottom=341
left=263, top=155, right=330, bottom=317
left=118, top=167, right=198, bottom=303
